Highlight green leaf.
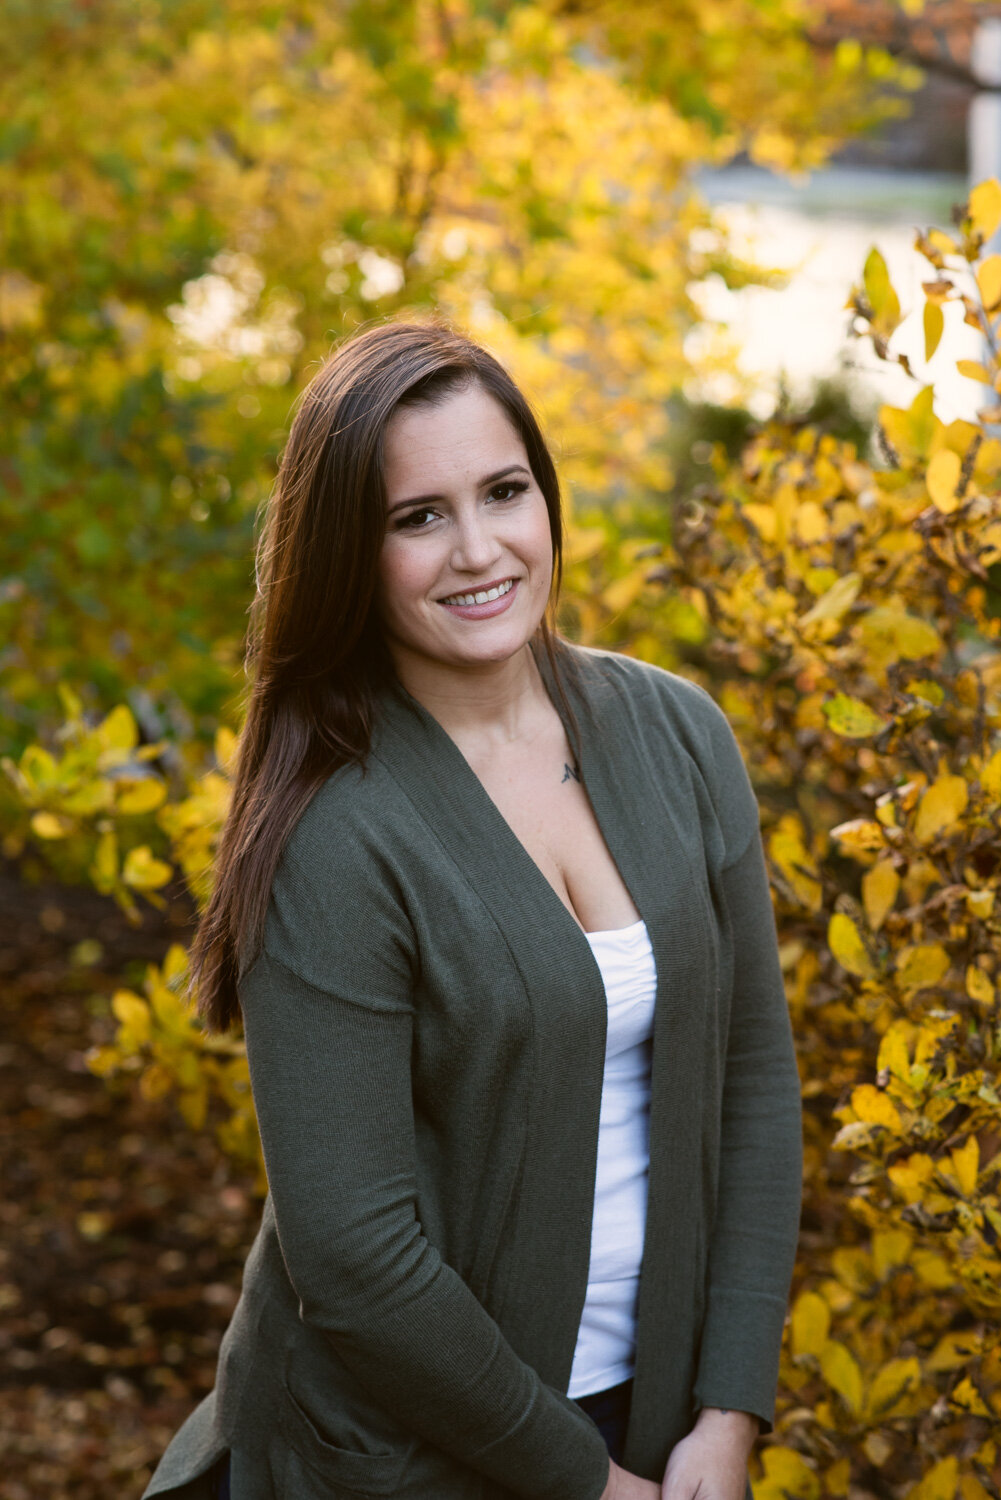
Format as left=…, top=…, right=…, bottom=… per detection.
left=822, top=693, right=888, bottom=739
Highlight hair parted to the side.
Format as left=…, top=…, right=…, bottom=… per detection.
left=189, top=316, right=576, bottom=1033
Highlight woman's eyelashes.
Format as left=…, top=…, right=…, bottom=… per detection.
left=393, top=480, right=530, bottom=531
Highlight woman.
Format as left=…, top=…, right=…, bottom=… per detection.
left=142, top=320, right=803, bottom=1500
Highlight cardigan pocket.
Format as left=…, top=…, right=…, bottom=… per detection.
left=279, top=1379, right=420, bottom=1497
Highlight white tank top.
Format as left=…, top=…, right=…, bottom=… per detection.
left=567, top=917, right=657, bottom=1398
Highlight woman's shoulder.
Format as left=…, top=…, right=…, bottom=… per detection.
left=254, top=754, right=419, bottom=993
left=282, top=740, right=419, bottom=860
left=555, top=639, right=730, bottom=743
left=557, top=641, right=759, bottom=864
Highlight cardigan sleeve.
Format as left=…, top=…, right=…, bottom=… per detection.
left=688, top=692, right=804, bottom=1429
left=238, top=817, right=612, bottom=1500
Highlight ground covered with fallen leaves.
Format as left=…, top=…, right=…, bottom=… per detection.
left=0, top=856, right=259, bottom=1499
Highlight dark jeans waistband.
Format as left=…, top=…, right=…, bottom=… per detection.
left=572, top=1376, right=633, bottom=1465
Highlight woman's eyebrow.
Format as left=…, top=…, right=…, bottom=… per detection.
left=386, top=464, right=531, bottom=516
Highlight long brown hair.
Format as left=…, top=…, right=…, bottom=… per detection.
left=190, top=318, right=574, bottom=1032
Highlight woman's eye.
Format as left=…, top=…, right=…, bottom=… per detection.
left=397, top=507, right=438, bottom=530
left=489, top=480, right=529, bottom=502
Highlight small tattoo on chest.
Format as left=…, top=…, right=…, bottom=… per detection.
left=561, top=762, right=580, bottom=784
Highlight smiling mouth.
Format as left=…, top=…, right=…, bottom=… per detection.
left=438, top=578, right=516, bottom=607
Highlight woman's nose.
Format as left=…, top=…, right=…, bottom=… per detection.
left=451, top=511, right=502, bottom=573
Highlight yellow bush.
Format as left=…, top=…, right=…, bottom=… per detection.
left=7, top=180, right=1001, bottom=1498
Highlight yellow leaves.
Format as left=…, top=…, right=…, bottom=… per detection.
left=888, top=1152, right=935, bottom=1204
left=979, top=746, right=1001, bottom=803
left=831, top=1245, right=877, bottom=1295
left=915, top=1013, right=961, bottom=1066
left=823, top=1458, right=850, bottom=1497
left=601, top=570, right=645, bottom=616
left=61, top=780, right=114, bottom=817
left=798, top=572, right=861, bottom=629
left=903, top=677, right=943, bottom=709
left=139, top=1063, right=174, bottom=1102
left=819, top=1339, right=863, bottom=1413
left=790, top=1290, right=830, bottom=1358
left=951, top=1137, right=979, bottom=1197
left=913, top=771, right=968, bottom=843
left=926, top=449, right=962, bottom=513
left=30, top=810, right=71, bottom=839
left=968, top=178, right=1001, bottom=242
left=748, top=128, right=800, bottom=175
left=863, top=247, right=900, bottom=336
left=565, top=524, right=607, bottom=565
left=862, top=859, right=899, bottom=930
left=828, top=912, right=878, bottom=979
left=855, top=606, right=941, bottom=668
left=833, top=1080, right=905, bottom=1151
left=111, top=988, right=152, bottom=1048
left=793, top=500, right=827, bottom=544
left=960, top=1471, right=995, bottom=1500
left=923, top=300, right=944, bottom=362
left=116, top=777, right=168, bottom=815
left=215, top=724, right=239, bottom=775
left=94, top=703, right=139, bottom=765
left=976, top=254, right=1001, bottom=314
left=822, top=694, right=887, bottom=740
left=847, top=1083, right=902, bottom=1132
left=122, top=844, right=172, bottom=892
left=829, top=819, right=884, bottom=858
left=864, top=1357, right=921, bottom=1420
left=10, top=744, right=59, bottom=793
left=91, top=828, right=118, bottom=894
left=926, top=1329, right=983, bottom=1372
left=922, top=228, right=960, bottom=261
left=907, top=1457, right=959, bottom=1500
left=872, top=1226, right=913, bottom=1277
left=880, top=386, right=936, bottom=464
left=957, top=360, right=993, bottom=385
left=741, top=502, right=777, bottom=541
left=895, top=943, right=950, bottom=994
left=877, top=1022, right=912, bottom=1082
left=978, top=528, right=1001, bottom=573
left=754, top=1447, right=819, bottom=1500
left=163, top=942, right=189, bottom=983
left=7, top=691, right=174, bottom=917
left=965, top=964, right=995, bottom=1008
left=767, top=815, right=823, bottom=912
left=87, top=940, right=260, bottom=1176
left=913, top=1248, right=957, bottom=1290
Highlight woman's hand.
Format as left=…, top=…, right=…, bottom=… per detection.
left=599, top=1456, right=662, bottom=1500
left=659, top=1407, right=758, bottom=1500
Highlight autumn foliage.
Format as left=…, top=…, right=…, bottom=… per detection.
left=6, top=182, right=1001, bottom=1497
left=4, top=3, right=1001, bottom=1495
left=594, top=184, right=1001, bottom=1497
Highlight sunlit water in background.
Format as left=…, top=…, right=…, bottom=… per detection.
left=687, top=165, right=985, bottom=426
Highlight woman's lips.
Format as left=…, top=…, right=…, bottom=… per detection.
left=437, top=577, right=520, bottom=620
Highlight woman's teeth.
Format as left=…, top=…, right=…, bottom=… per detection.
left=441, top=579, right=515, bottom=606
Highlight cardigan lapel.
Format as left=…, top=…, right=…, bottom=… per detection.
left=535, top=644, right=722, bottom=1467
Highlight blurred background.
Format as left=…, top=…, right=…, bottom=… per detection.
left=3, top=2, right=1001, bottom=1496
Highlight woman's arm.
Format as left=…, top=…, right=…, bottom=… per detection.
left=240, top=934, right=611, bottom=1500
left=690, top=821, right=803, bottom=1427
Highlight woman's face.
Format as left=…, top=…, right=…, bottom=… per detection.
left=376, top=381, right=555, bottom=676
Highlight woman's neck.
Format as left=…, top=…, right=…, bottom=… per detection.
left=390, top=641, right=554, bottom=749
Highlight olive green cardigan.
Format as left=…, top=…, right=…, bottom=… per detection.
left=143, top=642, right=803, bottom=1500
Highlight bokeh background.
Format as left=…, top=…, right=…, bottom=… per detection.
left=3, top=2, right=1001, bottom=1495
